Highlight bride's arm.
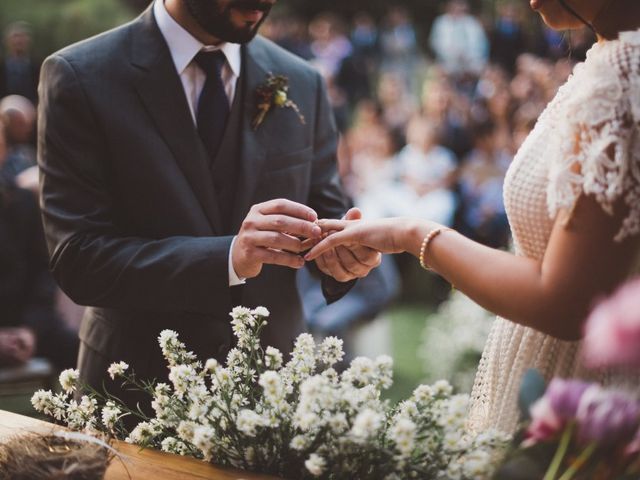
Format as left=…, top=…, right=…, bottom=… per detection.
left=307, top=195, right=638, bottom=341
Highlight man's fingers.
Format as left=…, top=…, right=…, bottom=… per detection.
left=256, top=248, right=305, bottom=269
left=250, top=231, right=305, bottom=253
left=258, top=214, right=321, bottom=239
left=319, top=248, right=354, bottom=283
left=350, top=245, right=383, bottom=267
left=258, top=199, right=318, bottom=222
left=336, top=246, right=368, bottom=277
left=314, top=254, right=332, bottom=276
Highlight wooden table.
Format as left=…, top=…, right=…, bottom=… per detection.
left=0, top=410, right=282, bottom=480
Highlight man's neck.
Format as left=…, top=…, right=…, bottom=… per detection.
left=164, top=0, right=223, bottom=46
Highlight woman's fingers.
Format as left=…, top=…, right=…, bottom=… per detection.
left=305, top=230, right=354, bottom=260
left=317, top=218, right=349, bottom=232
left=299, top=237, right=319, bottom=252
left=344, top=207, right=362, bottom=221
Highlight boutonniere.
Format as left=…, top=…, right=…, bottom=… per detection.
left=252, top=73, right=306, bottom=130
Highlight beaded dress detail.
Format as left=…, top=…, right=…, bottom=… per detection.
left=468, top=31, right=640, bottom=434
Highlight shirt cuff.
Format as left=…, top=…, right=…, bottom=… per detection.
left=228, top=236, right=246, bottom=287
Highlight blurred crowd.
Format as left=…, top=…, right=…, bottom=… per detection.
left=0, top=21, right=79, bottom=372
left=0, top=1, right=596, bottom=371
left=270, top=0, right=594, bottom=345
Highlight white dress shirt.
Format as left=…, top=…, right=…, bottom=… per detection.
left=154, top=0, right=245, bottom=286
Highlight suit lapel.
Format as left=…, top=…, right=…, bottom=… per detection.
left=231, top=41, right=270, bottom=233
left=130, top=8, right=223, bottom=233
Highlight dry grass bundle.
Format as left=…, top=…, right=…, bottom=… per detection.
left=0, top=433, right=111, bottom=480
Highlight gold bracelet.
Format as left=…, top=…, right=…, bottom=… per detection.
left=419, top=227, right=452, bottom=271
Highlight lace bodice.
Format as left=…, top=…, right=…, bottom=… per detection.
left=469, top=31, right=640, bottom=434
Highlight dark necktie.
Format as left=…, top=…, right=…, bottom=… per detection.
left=194, top=50, right=230, bottom=162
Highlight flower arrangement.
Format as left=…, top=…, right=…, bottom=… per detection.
left=496, top=277, right=640, bottom=480
left=32, top=307, right=508, bottom=479
left=420, top=291, right=493, bottom=392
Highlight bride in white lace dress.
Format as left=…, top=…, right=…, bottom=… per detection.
left=306, top=0, right=640, bottom=434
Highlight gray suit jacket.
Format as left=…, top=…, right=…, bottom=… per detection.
left=38, top=7, right=351, bottom=396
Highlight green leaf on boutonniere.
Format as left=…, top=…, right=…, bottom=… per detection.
left=252, top=73, right=306, bottom=130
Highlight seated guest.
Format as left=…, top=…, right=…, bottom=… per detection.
left=0, top=95, right=37, bottom=186
left=421, top=78, right=473, bottom=160
left=0, top=121, right=78, bottom=370
left=344, top=100, right=403, bottom=220
left=0, top=22, right=40, bottom=105
left=457, top=121, right=511, bottom=248
left=396, top=115, right=458, bottom=225
left=429, top=0, right=489, bottom=77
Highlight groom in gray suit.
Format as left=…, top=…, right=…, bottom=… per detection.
left=38, top=0, right=380, bottom=400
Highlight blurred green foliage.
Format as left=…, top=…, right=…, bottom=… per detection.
left=0, top=0, right=137, bottom=59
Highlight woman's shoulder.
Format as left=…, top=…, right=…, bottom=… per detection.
left=610, top=29, right=640, bottom=59
left=546, top=32, right=640, bottom=243
left=583, top=31, right=640, bottom=87
left=587, top=29, right=640, bottom=68
left=561, top=32, right=640, bottom=129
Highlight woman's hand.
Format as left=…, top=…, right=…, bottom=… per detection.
left=311, top=208, right=382, bottom=281
left=305, top=217, right=434, bottom=261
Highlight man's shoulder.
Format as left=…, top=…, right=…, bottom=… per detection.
left=249, top=36, right=320, bottom=82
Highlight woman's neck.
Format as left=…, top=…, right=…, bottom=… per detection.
left=593, top=0, right=640, bottom=42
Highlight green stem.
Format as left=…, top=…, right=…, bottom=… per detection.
left=543, top=423, right=575, bottom=480
left=557, top=443, right=597, bottom=480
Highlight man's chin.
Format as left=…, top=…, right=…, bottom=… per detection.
left=221, top=26, right=260, bottom=44
left=207, top=21, right=261, bottom=44
left=223, top=8, right=269, bottom=43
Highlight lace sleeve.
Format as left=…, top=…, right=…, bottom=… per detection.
left=547, top=35, right=640, bottom=242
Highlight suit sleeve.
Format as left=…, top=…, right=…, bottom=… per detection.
left=307, top=71, right=356, bottom=303
left=38, top=54, right=233, bottom=314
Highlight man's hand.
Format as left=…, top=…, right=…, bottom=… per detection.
left=314, top=208, right=382, bottom=282
left=233, top=199, right=322, bottom=279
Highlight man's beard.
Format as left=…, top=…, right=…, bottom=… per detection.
left=184, top=0, right=272, bottom=44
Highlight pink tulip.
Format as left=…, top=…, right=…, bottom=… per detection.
left=583, top=277, right=640, bottom=369
left=526, top=396, right=563, bottom=444
left=526, top=379, right=591, bottom=444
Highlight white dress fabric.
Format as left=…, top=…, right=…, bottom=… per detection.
left=468, top=31, right=640, bottom=434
